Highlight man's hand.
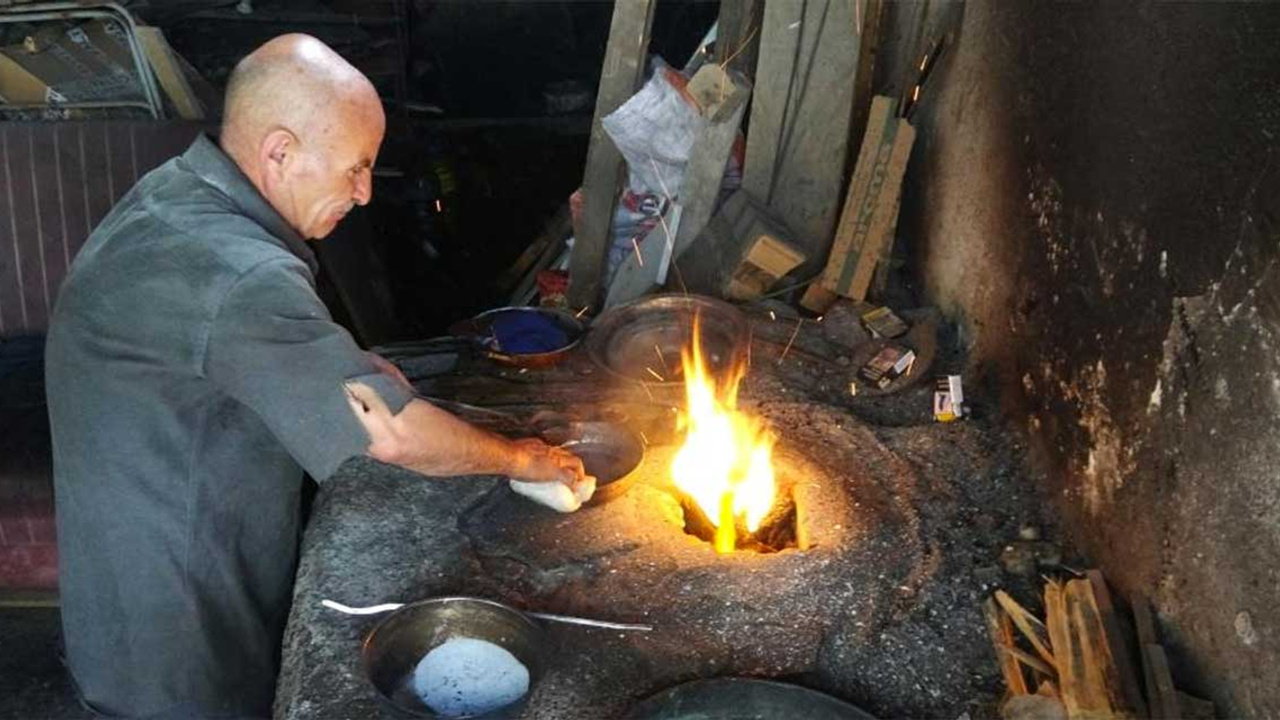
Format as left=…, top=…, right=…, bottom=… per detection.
left=509, top=437, right=586, bottom=485
left=507, top=438, right=596, bottom=513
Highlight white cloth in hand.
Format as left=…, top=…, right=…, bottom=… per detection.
left=508, top=475, right=596, bottom=512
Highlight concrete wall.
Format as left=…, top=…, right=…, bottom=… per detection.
left=883, top=1, right=1280, bottom=713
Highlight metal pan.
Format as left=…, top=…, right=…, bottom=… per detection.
left=362, top=597, right=546, bottom=719
left=538, top=420, right=645, bottom=505
left=448, top=306, right=586, bottom=369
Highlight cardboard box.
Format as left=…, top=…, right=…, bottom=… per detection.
left=678, top=189, right=807, bottom=301
left=933, top=374, right=966, bottom=422
left=861, top=305, right=909, bottom=338
left=816, top=96, right=916, bottom=303
left=725, top=223, right=806, bottom=301
left=858, top=344, right=915, bottom=389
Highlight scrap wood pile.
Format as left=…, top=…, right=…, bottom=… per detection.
left=984, top=570, right=1215, bottom=719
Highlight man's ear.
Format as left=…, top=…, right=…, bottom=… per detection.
left=258, top=128, right=297, bottom=187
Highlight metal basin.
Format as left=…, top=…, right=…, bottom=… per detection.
left=362, top=597, right=546, bottom=718
left=586, top=294, right=749, bottom=385
left=539, top=420, right=645, bottom=505
left=629, top=678, right=877, bottom=720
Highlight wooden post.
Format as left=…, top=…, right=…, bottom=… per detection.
left=567, top=0, right=657, bottom=310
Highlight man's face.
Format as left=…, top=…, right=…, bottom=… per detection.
left=276, top=102, right=385, bottom=240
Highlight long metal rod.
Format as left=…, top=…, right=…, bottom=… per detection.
left=321, top=599, right=653, bottom=632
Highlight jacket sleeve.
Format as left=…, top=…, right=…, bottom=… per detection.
left=204, top=258, right=414, bottom=481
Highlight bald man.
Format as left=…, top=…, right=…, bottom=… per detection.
left=45, top=35, right=590, bottom=718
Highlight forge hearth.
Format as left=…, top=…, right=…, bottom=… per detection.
left=677, top=454, right=813, bottom=554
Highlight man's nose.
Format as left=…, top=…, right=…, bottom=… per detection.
left=352, top=170, right=373, bottom=206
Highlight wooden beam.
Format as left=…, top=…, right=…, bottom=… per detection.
left=567, top=0, right=657, bottom=309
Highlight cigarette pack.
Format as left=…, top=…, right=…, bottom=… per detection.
left=933, top=375, right=966, bottom=422
left=858, top=345, right=916, bottom=389
left=860, top=305, right=909, bottom=338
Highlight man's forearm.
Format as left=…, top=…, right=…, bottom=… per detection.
left=373, top=397, right=523, bottom=477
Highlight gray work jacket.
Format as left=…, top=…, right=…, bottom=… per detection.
left=45, top=134, right=412, bottom=718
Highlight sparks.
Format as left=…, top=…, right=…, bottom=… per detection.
left=776, top=317, right=804, bottom=365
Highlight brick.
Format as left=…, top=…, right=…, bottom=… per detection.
left=0, top=517, right=32, bottom=545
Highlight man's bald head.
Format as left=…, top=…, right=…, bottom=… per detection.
left=220, top=34, right=385, bottom=239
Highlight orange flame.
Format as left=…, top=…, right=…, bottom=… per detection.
left=671, top=318, right=776, bottom=553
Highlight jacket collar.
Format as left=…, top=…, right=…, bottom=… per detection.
left=181, top=134, right=319, bottom=276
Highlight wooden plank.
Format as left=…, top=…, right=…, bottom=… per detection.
left=1008, top=645, right=1056, bottom=679
left=1132, top=597, right=1162, bottom=718
left=996, top=589, right=1057, bottom=669
left=819, top=96, right=915, bottom=302
left=983, top=596, right=1030, bottom=697
left=1176, top=691, right=1214, bottom=720
left=741, top=0, right=804, bottom=205
left=136, top=26, right=205, bottom=120
left=1065, top=578, right=1119, bottom=716
left=1045, top=581, right=1082, bottom=717
left=566, top=0, right=657, bottom=310
left=1133, top=597, right=1181, bottom=720
left=1086, top=570, right=1148, bottom=718
left=1144, top=644, right=1181, bottom=720
left=743, top=0, right=862, bottom=278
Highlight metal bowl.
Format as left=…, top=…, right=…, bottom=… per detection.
left=586, top=294, right=749, bottom=385
left=629, top=678, right=877, bottom=719
left=362, top=597, right=546, bottom=718
left=539, top=420, right=645, bottom=505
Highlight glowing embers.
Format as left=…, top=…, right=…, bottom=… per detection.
left=679, top=480, right=801, bottom=554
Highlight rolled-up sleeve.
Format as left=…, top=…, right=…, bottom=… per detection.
left=203, top=258, right=414, bottom=481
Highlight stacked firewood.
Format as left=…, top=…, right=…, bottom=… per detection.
left=983, top=570, right=1215, bottom=719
